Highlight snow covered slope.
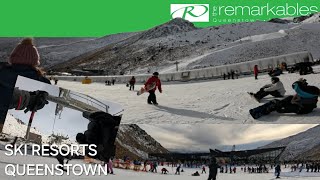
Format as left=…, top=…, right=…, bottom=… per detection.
left=58, top=68, right=320, bottom=124
left=116, top=124, right=169, bottom=159
left=261, top=125, right=320, bottom=161
left=50, top=19, right=298, bottom=74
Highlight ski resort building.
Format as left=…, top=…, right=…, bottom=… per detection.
left=149, top=147, right=286, bottom=164
left=209, top=147, right=286, bottom=164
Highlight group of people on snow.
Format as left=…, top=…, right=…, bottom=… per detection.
left=249, top=76, right=319, bottom=118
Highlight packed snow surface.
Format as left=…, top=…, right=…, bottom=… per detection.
left=0, top=149, right=319, bottom=180
left=58, top=68, right=320, bottom=124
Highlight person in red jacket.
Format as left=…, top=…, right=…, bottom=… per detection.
left=253, top=65, right=259, bottom=80
left=145, top=72, right=162, bottom=105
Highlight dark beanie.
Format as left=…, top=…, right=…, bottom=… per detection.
left=153, top=72, right=159, bottom=76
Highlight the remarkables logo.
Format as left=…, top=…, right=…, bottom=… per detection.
left=171, top=4, right=209, bottom=22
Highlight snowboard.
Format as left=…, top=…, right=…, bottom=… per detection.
left=137, top=82, right=156, bottom=96
left=249, top=100, right=278, bottom=119
left=247, top=92, right=260, bottom=103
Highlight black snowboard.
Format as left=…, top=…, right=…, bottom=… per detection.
left=249, top=100, right=279, bottom=119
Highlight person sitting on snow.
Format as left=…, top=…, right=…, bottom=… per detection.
left=191, top=171, right=200, bottom=176
left=161, top=168, right=169, bottom=174
left=275, top=78, right=319, bottom=114
left=250, top=78, right=319, bottom=119
left=249, top=77, right=286, bottom=102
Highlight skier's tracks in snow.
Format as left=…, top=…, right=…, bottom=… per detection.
left=212, top=103, right=230, bottom=111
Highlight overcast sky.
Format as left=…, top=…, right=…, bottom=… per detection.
left=139, top=124, right=317, bottom=152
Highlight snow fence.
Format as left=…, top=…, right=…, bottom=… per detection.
left=55, top=51, right=313, bottom=83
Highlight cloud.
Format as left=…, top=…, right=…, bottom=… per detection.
left=139, top=124, right=317, bottom=152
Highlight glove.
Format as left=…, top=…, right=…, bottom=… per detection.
left=25, top=90, right=49, bottom=112
left=159, top=89, right=162, bottom=93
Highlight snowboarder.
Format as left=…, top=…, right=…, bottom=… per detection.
left=249, top=78, right=319, bottom=119
left=202, top=165, right=206, bottom=174
left=208, top=158, right=219, bottom=180
left=129, top=76, right=136, bottom=91
left=248, top=77, right=286, bottom=102
left=253, top=65, right=259, bottom=80
left=145, top=72, right=162, bottom=105
left=275, top=164, right=281, bottom=178
left=268, top=68, right=282, bottom=77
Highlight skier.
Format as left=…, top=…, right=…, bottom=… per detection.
left=129, top=76, right=136, bottom=91
left=76, top=111, right=122, bottom=162
left=248, top=77, right=286, bottom=102
left=112, top=79, right=116, bottom=85
left=253, top=65, right=259, bottom=80
left=202, top=165, right=206, bottom=174
left=231, top=70, right=235, bottom=79
left=208, top=158, right=219, bottom=180
left=142, top=160, right=148, bottom=172
left=107, top=158, right=114, bottom=174
left=249, top=78, right=319, bottom=119
left=54, top=78, right=59, bottom=85
left=152, top=161, right=158, bottom=173
left=145, top=72, right=162, bottom=105
left=175, top=164, right=181, bottom=175
left=275, top=164, right=281, bottom=178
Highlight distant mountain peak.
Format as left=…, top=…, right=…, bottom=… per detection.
left=140, top=18, right=197, bottom=39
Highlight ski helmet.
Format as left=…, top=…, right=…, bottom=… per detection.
left=153, top=72, right=159, bottom=76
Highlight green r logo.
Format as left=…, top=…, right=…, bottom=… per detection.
left=171, top=5, right=209, bottom=21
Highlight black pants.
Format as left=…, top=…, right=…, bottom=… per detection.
left=148, top=91, right=157, bottom=104
left=255, top=89, right=282, bottom=100
left=208, top=174, right=217, bottom=180
left=255, top=74, right=258, bottom=80
left=275, top=96, right=315, bottom=114
left=129, top=84, right=134, bottom=91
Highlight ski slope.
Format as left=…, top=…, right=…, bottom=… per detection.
left=58, top=69, right=320, bottom=124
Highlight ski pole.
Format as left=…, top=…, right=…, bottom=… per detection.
left=25, top=111, right=35, bottom=142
